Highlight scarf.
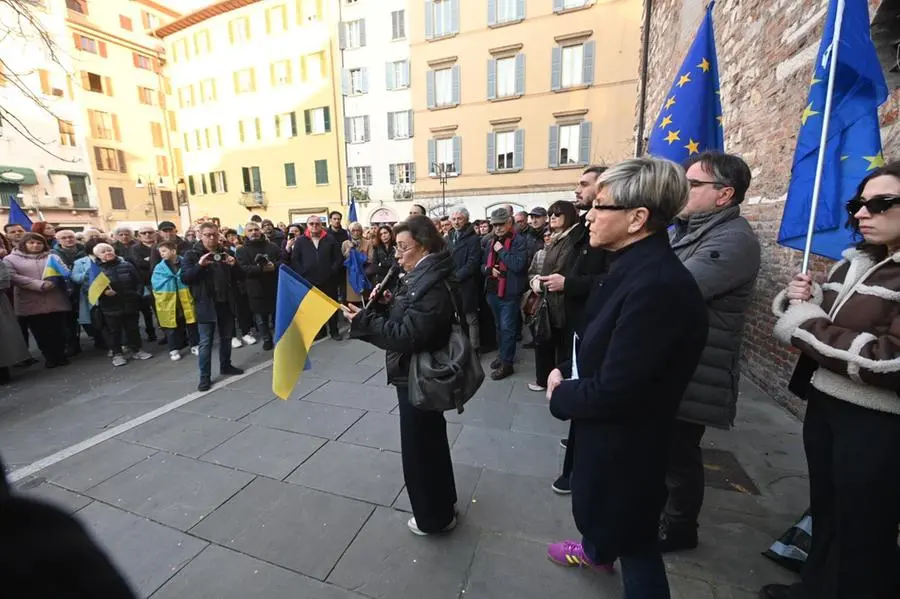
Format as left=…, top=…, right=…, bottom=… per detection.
left=305, top=227, right=328, bottom=240
left=151, top=259, right=196, bottom=327
left=486, top=233, right=514, bottom=298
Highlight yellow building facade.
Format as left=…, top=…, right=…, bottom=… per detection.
left=409, top=0, right=641, bottom=216
left=156, top=0, right=347, bottom=228
left=65, top=0, right=183, bottom=230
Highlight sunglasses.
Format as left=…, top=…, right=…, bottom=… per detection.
left=548, top=211, right=563, bottom=217
left=846, top=194, right=900, bottom=216
left=591, top=203, right=631, bottom=211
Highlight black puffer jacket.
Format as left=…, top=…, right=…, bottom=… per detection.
left=96, top=258, right=143, bottom=317
left=350, top=251, right=458, bottom=387
left=236, top=238, right=281, bottom=314
left=448, top=224, right=482, bottom=314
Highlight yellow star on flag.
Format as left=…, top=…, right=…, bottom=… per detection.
left=664, top=96, right=676, bottom=110
left=684, top=139, right=700, bottom=155
left=716, top=115, right=724, bottom=126
left=664, top=130, right=681, bottom=145
left=811, top=77, right=822, bottom=86
left=800, top=103, right=819, bottom=126
left=697, top=58, right=710, bottom=73
left=659, top=115, right=673, bottom=129
left=864, top=152, right=885, bottom=171
left=677, top=73, right=692, bottom=87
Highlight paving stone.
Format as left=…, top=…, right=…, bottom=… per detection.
left=86, top=452, right=254, bottom=531
left=39, top=439, right=157, bottom=492
left=304, top=381, right=397, bottom=413
left=242, top=399, right=364, bottom=439
left=452, top=426, right=562, bottom=479
left=77, top=502, right=208, bottom=597
left=309, top=339, right=378, bottom=365
left=511, top=403, right=569, bottom=437
left=472, top=378, right=515, bottom=402
left=200, top=425, right=325, bottom=479
left=118, top=411, right=247, bottom=458
left=220, top=372, right=327, bottom=401
left=509, top=381, right=553, bottom=405
left=670, top=574, right=717, bottom=599
left=392, top=463, right=482, bottom=516
left=178, top=388, right=275, bottom=420
left=307, top=361, right=383, bottom=384
left=150, top=545, right=365, bottom=599
left=191, top=477, right=373, bottom=580
left=287, top=441, right=404, bottom=506
left=445, top=398, right=516, bottom=430
left=339, top=411, right=461, bottom=453
left=328, top=506, right=480, bottom=599
left=18, top=481, right=92, bottom=514
left=463, top=532, right=620, bottom=597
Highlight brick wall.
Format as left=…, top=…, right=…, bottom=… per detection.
left=639, top=0, right=899, bottom=417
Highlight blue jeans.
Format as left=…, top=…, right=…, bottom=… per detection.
left=486, top=293, right=519, bottom=366
left=197, top=303, right=235, bottom=380
left=584, top=539, right=670, bottom=599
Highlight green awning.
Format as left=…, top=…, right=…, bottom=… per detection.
left=0, top=167, right=37, bottom=185
left=48, top=170, right=91, bottom=184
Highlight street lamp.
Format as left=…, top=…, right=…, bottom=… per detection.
left=136, top=175, right=165, bottom=226
left=431, top=162, right=449, bottom=216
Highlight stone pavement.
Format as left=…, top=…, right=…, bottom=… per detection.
left=5, top=338, right=807, bottom=598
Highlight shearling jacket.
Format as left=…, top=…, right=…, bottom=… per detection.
left=3, top=250, right=71, bottom=316
left=774, top=247, right=900, bottom=415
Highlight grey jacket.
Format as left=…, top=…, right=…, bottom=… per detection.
left=669, top=205, right=760, bottom=429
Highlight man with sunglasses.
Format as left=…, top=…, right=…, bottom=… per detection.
left=660, top=151, right=761, bottom=553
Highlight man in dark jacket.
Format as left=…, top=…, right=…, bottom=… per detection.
left=181, top=221, right=245, bottom=391
left=52, top=229, right=87, bottom=356
left=129, top=225, right=159, bottom=342
left=236, top=221, right=281, bottom=350
left=327, top=211, right=350, bottom=304
left=291, top=215, right=343, bottom=340
left=659, top=151, right=761, bottom=553
left=261, top=219, right=286, bottom=248
left=112, top=227, right=137, bottom=258
left=448, top=207, right=482, bottom=352
left=482, top=207, right=527, bottom=380
left=150, top=221, right=193, bottom=271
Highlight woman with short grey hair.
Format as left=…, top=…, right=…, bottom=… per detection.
left=545, top=157, right=709, bottom=599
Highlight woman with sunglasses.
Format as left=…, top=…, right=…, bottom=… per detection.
left=761, top=162, right=900, bottom=599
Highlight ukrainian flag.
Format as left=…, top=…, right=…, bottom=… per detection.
left=87, top=261, right=111, bottom=305
left=272, top=265, right=340, bottom=400
left=42, top=254, right=70, bottom=288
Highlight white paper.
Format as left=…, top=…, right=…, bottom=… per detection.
left=571, top=333, right=579, bottom=380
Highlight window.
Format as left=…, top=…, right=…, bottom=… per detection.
left=239, top=118, right=263, bottom=142
left=183, top=132, right=190, bottom=152
left=428, top=0, right=458, bottom=38
left=137, top=86, right=155, bottom=105
left=272, top=60, right=292, bottom=86
left=109, top=187, right=126, bottom=210
left=188, top=175, right=195, bottom=195
left=141, top=10, right=161, bottom=29
left=179, top=85, right=196, bottom=108
left=58, top=120, right=75, bottom=146
left=429, top=137, right=460, bottom=176
left=151, top=122, right=164, bottom=148
left=172, top=38, right=189, bottom=62
left=391, top=10, right=405, bottom=39
left=75, top=34, right=97, bottom=54
left=387, top=110, right=412, bottom=139
left=241, top=166, right=262, bottom=192
left=200, top=78, right=216, bottom=102
left=348, top=166, right=372, bottom=187
left=284, top=162, right=297, bottom=187
left=156, top=155, right=170, bottom=176
left=195, top=129, right=202, bottom=149
left=549, top=122, right=592, bottom=167
left=493, top=0, right=524, bottom=23
left=229, top=17, right=250, bottom=44
left=88, top=110, right=116, bottom=140
left=266, top=5, right=288, bottom=33
left=498, top=57, right=515, bottom=97
left=385, top=60, right=409, bottom=90
left=275, top=112, right=298, bottom=139
left=84, top=72, right=104, bottom=93
left=119, top=15, right=133, bottom=30
left=193, top=30, right=211, bottom=55
left=297, top=0, right=322, bottom=23
left=552, top=41, right=595, bottom=90
left=389, top=163, right=416, bottom=185
left=559, top=124, right=580, bottom=164
left=342, top=20, right=366, bottom=49
left=314, top=159, right=329, bottom=185
left=428, top=66, right=458, bottom=108
left=346, top=115, right=369, bottom=143
left=304, top=107, right=331, bottom=134
left=69, top=176, right=89, bottom=207
left=67, top=0, right=86, bottom=14
left=160, top=190, right=175, bottom=211
left=302, top=52, right=325, bottom=81
left=487, top=129, right=524, bottom=172
left=234, top=68, right=255, bottom=93
left=200, top=173, right=208, bottom=194
left=347, top=67, right=367, bottom=95
left=133, top=53, right=153, bottom=70
left=556, top=0, right=591, bottom=10
left=210, top=171, right=227, bottom=193
left=93, top=147, right=124, bottom=172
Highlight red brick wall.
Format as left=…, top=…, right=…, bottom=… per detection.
left=639, top=0, right=897, bottom=417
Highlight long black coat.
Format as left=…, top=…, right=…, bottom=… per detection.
left=447, top=224, right=482, bottom=314
left=236, top=238, right=281, bottom=314
left=291, top=233, right=342, bottom=296
left=129, top=243, right=154, bottom=285
left=549, top=232, right=708, bottom=562
left=181, top=246, right=245, bottom=323
left=562, top=219, right=609, bottom=336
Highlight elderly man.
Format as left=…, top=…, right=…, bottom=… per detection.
left=291, top=215, right=343, bottom=340
left=236, top=221, right=281, bottom=350
left=447, top=207, right=482, bottom=353
left=53, top=230, right=87, bottom=356
left=129, top=225, right=159, bottom=342
left=112, top=227, right=136, bottom=258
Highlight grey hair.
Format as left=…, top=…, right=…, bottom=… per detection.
left=450, top=206, right=469, bottom=220
left=92, top=242, right=115, bottom=257
left=114, top=226, right=133, bottom=235
left=598, top=157, right=689, bottom=231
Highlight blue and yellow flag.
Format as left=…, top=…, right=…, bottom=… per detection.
left=272, top=265, right=340, bottom=400
left=647, top=2, right=723, bottom=163
left=87, top=261, right=111, bottom=305
left=42, top=254, right=70, bottom=288
left=777, top=0, right=888, bottom=260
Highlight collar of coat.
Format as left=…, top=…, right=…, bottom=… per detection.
left=671, top=205, right=742, bottom=247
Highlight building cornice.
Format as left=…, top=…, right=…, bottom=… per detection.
left=154, top=0, right=263, bottom=38
left=553, top=30, right=593, bottom=43
left=133, top=0, right=181, bottom=19
left=67, top=20, right=164, bottom=55
left=426, top=56, right=459, bottom=68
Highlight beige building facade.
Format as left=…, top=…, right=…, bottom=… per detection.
left=409, top=0, right=641, bottom=217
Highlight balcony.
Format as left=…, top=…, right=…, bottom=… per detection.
left=349, top=186, right=370, bottom=204
left=393, top=184, right=414, bottom=201
left=72, top=193, right=90, bottom=208
left=238, top=190, right=267, bottom=208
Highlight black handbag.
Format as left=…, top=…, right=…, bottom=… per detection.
left=524, top=290, right=552, bottom=344
left=408, top=282, right=485, bottom=414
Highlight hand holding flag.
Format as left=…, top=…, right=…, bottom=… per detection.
left=42, top=254, right=71, bottom=289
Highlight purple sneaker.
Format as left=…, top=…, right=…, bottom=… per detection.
left=547, top=540, right=616, bottom=574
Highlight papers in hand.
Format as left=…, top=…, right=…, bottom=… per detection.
left=571, top=334, right=579, bottom=381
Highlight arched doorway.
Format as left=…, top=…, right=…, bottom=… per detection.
left=369, top=207, right=398, bottom=226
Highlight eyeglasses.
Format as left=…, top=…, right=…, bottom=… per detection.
left=847, top=194, right=900, bottom=216
left=139, top=231, right=155, bottom=235
left=548, top=211, right=563, bottom=217
left=307, top=222, right=321, bottom=226
left=395, top=244, right=415, bottom=254
left=201, top=232, right=218, bottom=239
left=591, top=203, right=631, bottom=211
left=688, top=179, right=728, bottom=189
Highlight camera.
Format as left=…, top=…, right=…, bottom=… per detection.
left=254, top=253, right=271, bottom=266
left=287, top=232, right=296, bottom=240
left=212, top=253, right=225, bottom=262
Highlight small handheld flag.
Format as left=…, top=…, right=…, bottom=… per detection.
left=87, top=261, right=111, bottom=305
left=348, top=198, right=358, bottom=224
left=647, top=2, right=724, bottom=163
left=272, top=265, right=340, bottom=400
left=7, top=198, right=33, bottom=229
left=42, top=254, right=71, bottom=289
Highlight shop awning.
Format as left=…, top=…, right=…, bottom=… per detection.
left=48, top=170, right=91, bottom=184
left=0, top=167, right=37, bottom=185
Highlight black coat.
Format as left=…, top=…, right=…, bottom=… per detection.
left=267, top=228, right=286, bottom=248
left=96, top=258, right=143, bottom=317
left=291, top=233, right=342, bottom=294
left=236, top=238, right=281, bottom=314
left=181, top=246, right=245, bottom=323
left=549, top=232, right=708, bottom=562
left=149, top=237, right=193, bottom=272
left=371, top=243, right=396, bottom=285
left=350, top=252, right=457, bottom=387
left=447, top=224, right=482, bottom=314
left=562, top=220, right=610, bottom=336
left=129, top=243, right=154, bottom=284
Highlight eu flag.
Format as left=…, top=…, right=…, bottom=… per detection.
left=777, top=0, right=888, bottom=260
left=7, top=198, right=33, bottom=229
left=348, top=198, right=358, bottom=224
left=647, top=2, right=723, bottom=163
left=272, top=265, right=340, bottom=400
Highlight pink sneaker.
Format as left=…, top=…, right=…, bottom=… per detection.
left=547, top=540, right=616, bottom=574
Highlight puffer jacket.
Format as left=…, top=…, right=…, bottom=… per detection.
left=669, top=206, right=760, bottom=429
left=349, top=251, right=458, bottom=387
left=95, top=257, right=143, bottom=317
left=3, top=250, right=71, bottom=316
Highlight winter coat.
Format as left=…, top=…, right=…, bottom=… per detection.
left=95, top=258, right=143, bottom=317
left=350, top=252, right=458, bottom=387
left=70, top=256, right=96, bottom=325
left=528, top=224, right=579, bottom=330
left=181, top=246, right=245, bottom=323
left=129, top=243, right=155, bottom=285
left=341, top=237, right=372, bottom=303
left=447, top=224, right=482, bottom=314
left=481, top=232, right=528, bottom=299
left=291, top=232, right=342, bottom=295
left=3, top=250, right=71, bottom=316
left=266, top=228, right=286, bottom=248
left=370, top=243, right=397, bottom=285
left=669, top=206, right=760, bottom=429
left=549, top=232, right=708, bottom=563
left=236, top=238, right=281, bottom=314
left=562, top=219, right=610, bottom=336
left=112, top=240, right=136, bottom=259
left=0, top=262, right=31, bottom=366
left=51, top=245, right=87, bottom=270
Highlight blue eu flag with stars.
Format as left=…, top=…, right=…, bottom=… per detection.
left=777, top=0, right=888, bottom=261
left=647, top=2, right=723, bottom=164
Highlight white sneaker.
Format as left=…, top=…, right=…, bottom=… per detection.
left=169, top=350, right=182, bottom=361
left=111, top=355, right=127, bottom=367
left=407, top=515, right=457, bottom=536
left=231, top=337, right=243, bottom=349
left=527, top=383, right=546, bottom=392
left=107, top=350, right=114, bottom=358
left=190, top=345, right=199, bottom=356
left=241, top=334, right=257, bottom=346
left=133, top=350, right=153, bottom=360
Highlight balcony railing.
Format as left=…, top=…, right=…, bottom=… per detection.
left=393, top=184, right=414, bottom=201
left=238, top=190, right=267, bottom=207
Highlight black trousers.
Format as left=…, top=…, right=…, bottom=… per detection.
left=396, top=386, right=457, bottom=532
left=534, top=325, right=567, bottom=388
left=63, top=300, right=82, bottom=352
left=139, top=296, right=156, bottom=339
left=234, top=292, right=253, bottom=337
left=101, top=312, right=142, bottom=354
left=21, top=312, right=66, bottom=363
left=795, top=390, right=900, bottom=599
left=662, top=420, right=707, bottom=528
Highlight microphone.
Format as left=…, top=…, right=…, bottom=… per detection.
left=364, top=262, right=401, bottom=308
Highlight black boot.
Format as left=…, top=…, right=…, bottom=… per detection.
left=658, top=519, right=699, bottom=553
left=490, top=363, right=514, bottom=381
left=0, top=367, right=10, bottom=384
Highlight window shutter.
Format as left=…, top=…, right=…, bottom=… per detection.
left=515, top=53, right=525, bottom=95
left=361, top=67, right=369, bottom=93
left=364, top=115, right=370, bottom=141
left=551, top=47, right=562, bottom=91
left=72, top=32, right=80, bottom=49
left=408, top=110, right=414, bottom=137
left=487, top=0, right=496, bottom=26
left=387, top=113, right=395, bottom=140
left=391, top=12, right=398, bottom=39
left=410, top=162, right=416, bottom=182
left=385, top=62, right=394, bottom=90
left=104, top=77, right=114, bottom=96
left=158, top=90, right=165, bottom=106
left=424, top=0, right=434, bottom=40
left=403, top=60, right=410, bottom=86
left=486, top=132, right=496, bottom=173
left=290, top=113, right=298, bottom=136
left=93, top=146, right=103, bottom=170
left=548, top=125, right=560, bottom=167
left=142, top=11, right=151, bottom=28
left=112, top=114, right=121, bottom=141
left=579, top=121, right=592, bottom=165
left=323, top=107, right=331, bottom=132
left=517, top=0, right=525, bottom=18
left=427, top=139, right=436, bottom=174
left=398, top=11, right=406, bottom=38
left=390, top=165, right=396, bottom=185
left=38, top=69, right=50, bottom=94
left=341, top=69, right=350, bottom=95
left=451, top=64, right=460, bottom=105
left=87, top=110, right=97, bottom=136
left=304, top=110, right=311, bottom=134
left=450, top=0, right=460, bottom=34
left=210, top=172, right=217, bottom=193
left=486, top=59, right=496, bottom=100
left=426, top=70, right=435, bottom=109
left=345, top=117, right=352, bottom=140
left=132, top=52, right=140, bottom=68
left=553, top=0, right=564, bottom=13
left=99, top=41, right=107, bottom=57
left=338, top=23, right=347, bottom=49
left=582, top=41, right=596, bottom=85
left=188, top=175, right=195, bottom=195
left=514, top=129, right=525, bottom=170
left=359, top=20, right=367, bottom=47
left=222, top=172, right=228, bottom=192
left=117, top=149, right=127, bottom=173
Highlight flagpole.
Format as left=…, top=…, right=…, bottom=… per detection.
left=801, top=0, right=844, bottom=273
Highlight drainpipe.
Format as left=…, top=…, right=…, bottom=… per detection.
left=634, top=0, right=653, bottom=157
